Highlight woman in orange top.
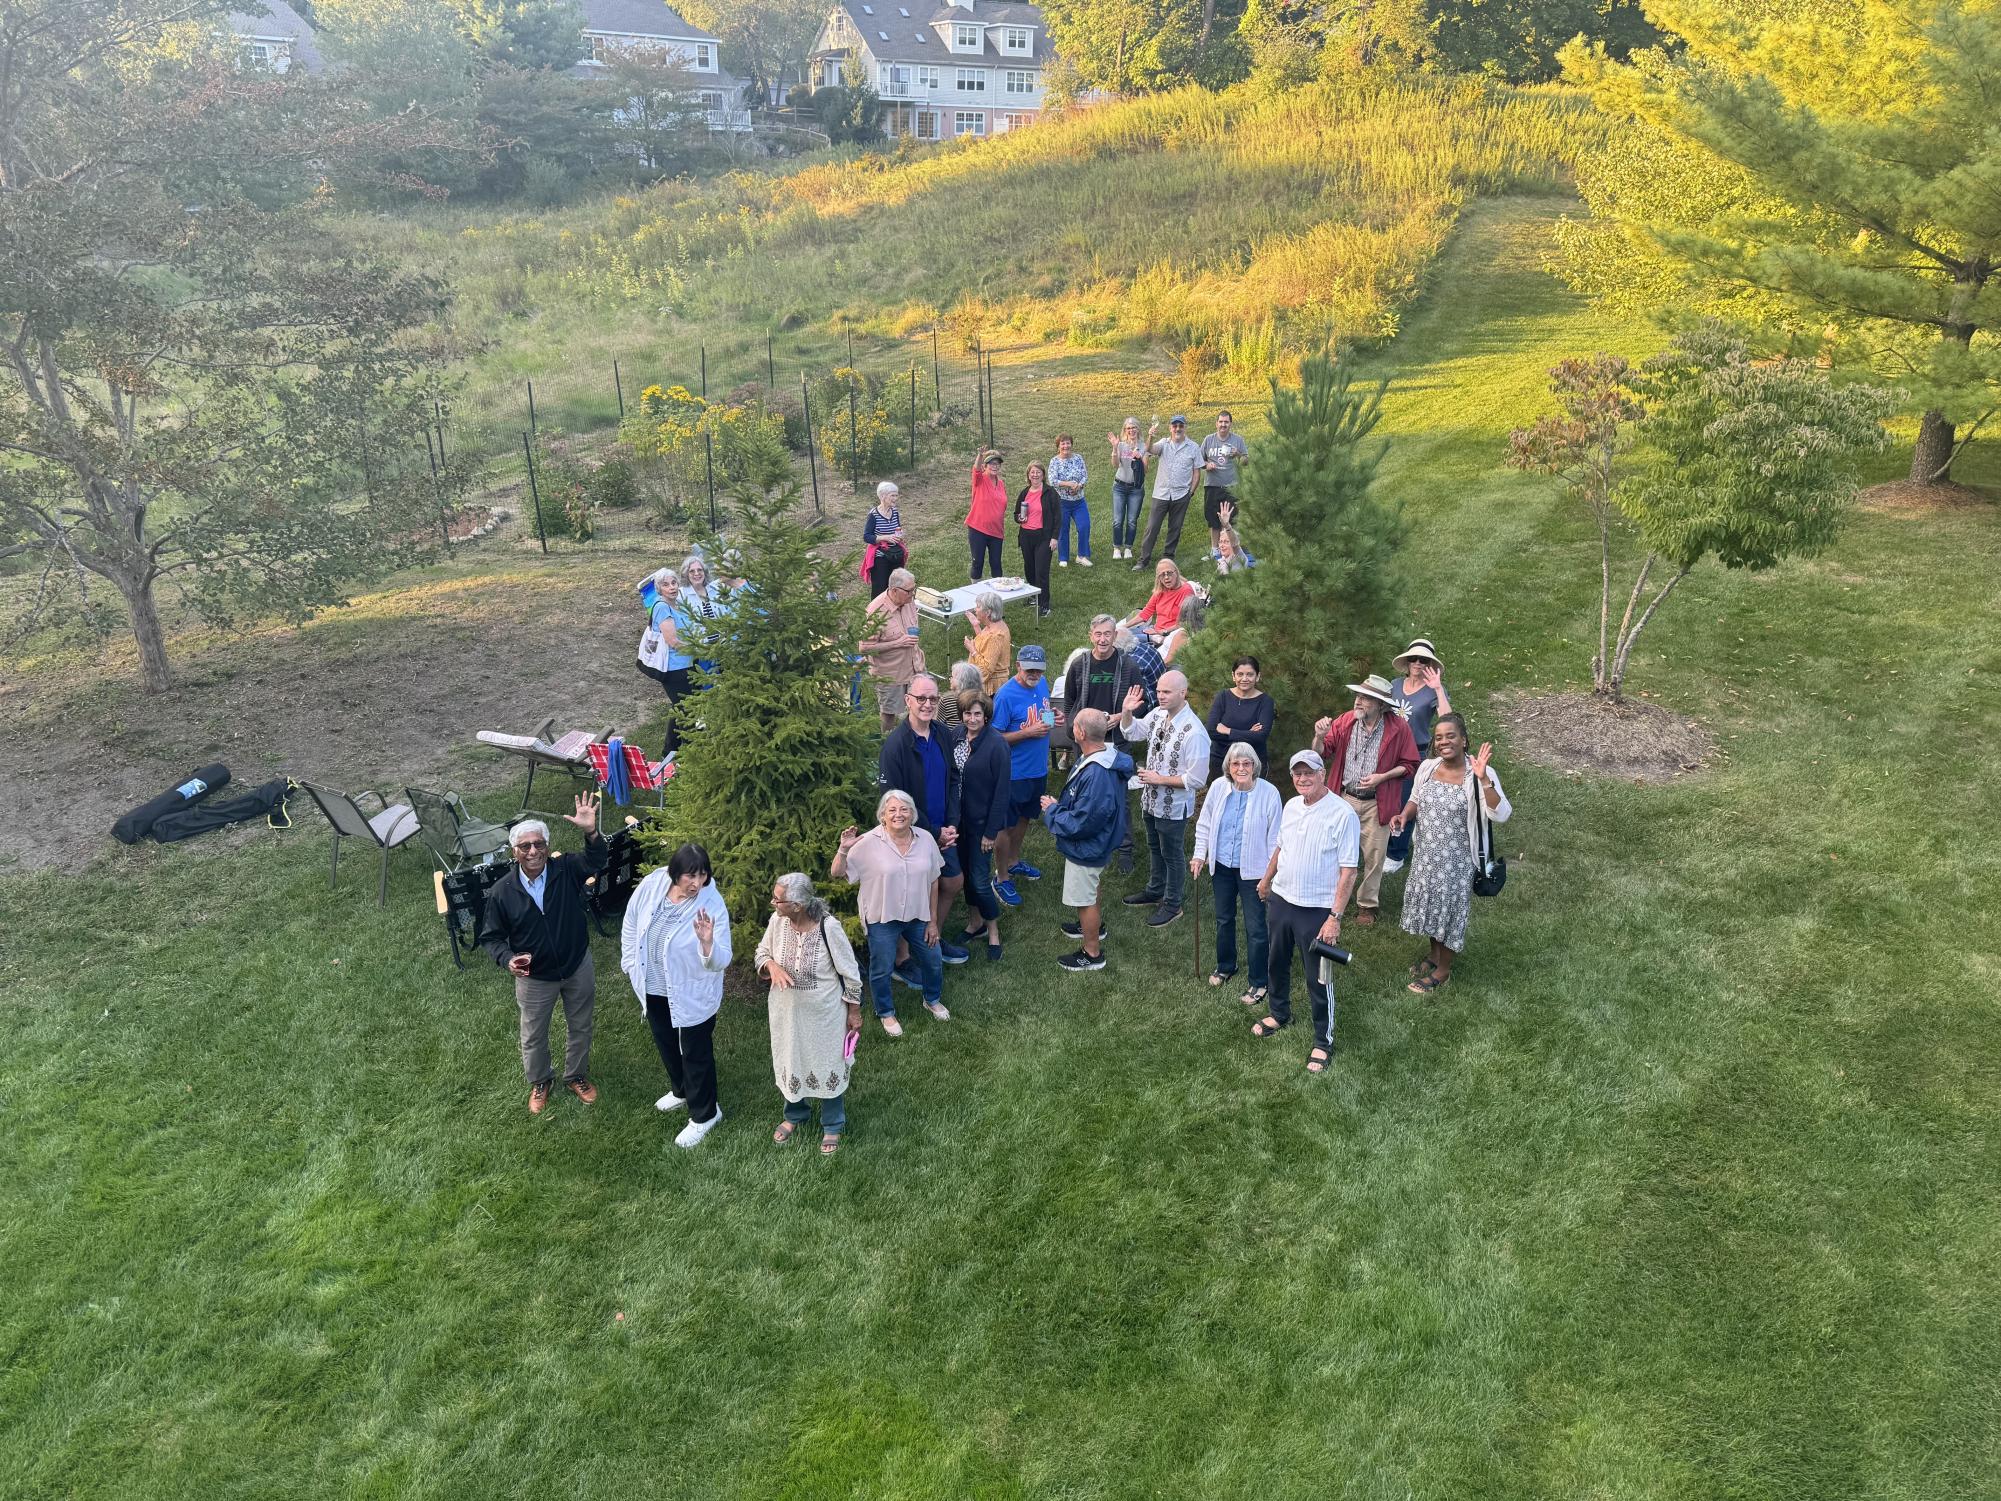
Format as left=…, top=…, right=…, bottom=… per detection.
left=1014, top=460, right=1057, bottom=618
left=966, top=446, right=1008, bottom=580
left=1120, top=559, right=1195, bottom=643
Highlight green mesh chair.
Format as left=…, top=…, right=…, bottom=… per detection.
left=404, top=786, right=514, bottom=875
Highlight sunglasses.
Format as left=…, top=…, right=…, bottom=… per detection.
left=515, top=839, right=548, bottom=851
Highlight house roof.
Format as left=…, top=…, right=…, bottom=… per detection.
left=225, top=1, right=324, bottom=72
left=821, top=0, right=1052, bottom=65
left=580, top=0, right=720, bottom=42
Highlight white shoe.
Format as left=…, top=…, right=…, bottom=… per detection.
left=1057, top=559, right=1068, bottom=568
left=655, top=1091, right=686, bottom=1113
left=1383, top=857, right=1405, bottom=873
left=675, top=1108, right=722, bottom=1148
left=1079, top=556, right=1093, bottom=567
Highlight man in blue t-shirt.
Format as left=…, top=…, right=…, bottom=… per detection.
left=991, top=644, right=1052, bottom=906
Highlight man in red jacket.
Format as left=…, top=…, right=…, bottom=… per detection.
left=1315, top=673, right=1419, bottom=924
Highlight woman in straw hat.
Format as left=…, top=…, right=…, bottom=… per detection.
left=1386, top=638, right=1451, bottom=872
left=1388, top=713, right=1510, bottom=994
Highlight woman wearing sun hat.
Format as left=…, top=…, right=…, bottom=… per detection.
left=1386, top=638, right=1451, bottom=871
left=1313, top=673, right=1419, bottom=925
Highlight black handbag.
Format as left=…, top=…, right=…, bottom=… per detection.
left=1470, top=774, right=1507, bottom=898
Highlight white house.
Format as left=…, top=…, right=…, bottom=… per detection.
left=574, top=0, right=751, bottom=132
left=225, top=1, right=323, bottom=73
left=808, top=0, right=1056, bottom=140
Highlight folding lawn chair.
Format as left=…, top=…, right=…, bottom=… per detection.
left=434, top=862, right=515, bottom=970
left=405, top=785, right=515, bottom=874
left=584, top=737, right=675, bottom=809
left=296, top=781, right=421, bottom=907
left=475, top=717, right=605, bottom=816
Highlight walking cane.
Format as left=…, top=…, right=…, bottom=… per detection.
left=1191, top=869, right=1202, bottom=979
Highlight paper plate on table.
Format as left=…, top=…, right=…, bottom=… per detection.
left=989, top=576, right=1026, bottom=590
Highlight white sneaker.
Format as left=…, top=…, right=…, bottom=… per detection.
left=1383, top=857, right=1405, bottom=873
left=1057, top=559, right=1068, bottom=568
left=655, top=1091, right=686, bottom=1113
left=1079, top=556, right=1093, bottom=567
left=675, top=1108, right=722, bottom=1148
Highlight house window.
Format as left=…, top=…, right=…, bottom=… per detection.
left=956, top=67, right=984, bottom=92
left=1004, top=27, right=1030, bottom=52
left=693, top=43, right=713, bottom=69
left=953, top=23, right=979, bottom=48
left=881, top=64, right=911, bottom=96
left=917, top=65, right=940, bottom=88
left=916, top=110, right=939, bottom=139
left=1005, top=70, right=1033, bottom=94
left=954, top=111, right=985, bottom=137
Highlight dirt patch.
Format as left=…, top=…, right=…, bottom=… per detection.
left=1498, top=691, right=1716, bottom=783
left=1858, top=479, right=1993, bottom=514
left=0, top=562, right=664, bottom=876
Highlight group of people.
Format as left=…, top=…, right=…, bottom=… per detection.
left=633, top=550, right=750, bottom=757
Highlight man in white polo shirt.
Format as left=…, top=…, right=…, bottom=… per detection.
left=1252, top=748, right=1360, bottom=1074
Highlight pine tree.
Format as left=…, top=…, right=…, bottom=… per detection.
left=640, top=483, right=878, bottom=922
left=1557, top=0, right=2001, bottom=485
left=1181, top=353, right=1404, bottom=721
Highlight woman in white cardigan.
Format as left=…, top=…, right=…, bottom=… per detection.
left=1387, top=713, right=1511, bottom=995
left=1189, top=742, right=1284, bottom=1006
left=622, top=842, right=734, bottom=1148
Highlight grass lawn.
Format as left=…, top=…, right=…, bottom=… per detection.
left=5, top=196, right=1998, bottom=1501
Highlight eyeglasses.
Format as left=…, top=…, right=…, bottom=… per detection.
left=908, top=693, right=939, bottom=704
left=514, top=839, right=547, bottom=851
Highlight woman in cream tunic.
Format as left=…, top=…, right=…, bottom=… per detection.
left=755, top=872, right=863, bottom=1154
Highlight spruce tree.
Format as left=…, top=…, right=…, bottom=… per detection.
left=640, top=483, right=877, bottom=922
left=1181, top=353, right=1404, bottom=724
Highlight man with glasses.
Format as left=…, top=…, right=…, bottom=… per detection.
left=879, top=673, right=968, bottom=964
left=478, top=795, right=609, bottom=1115
left=1252, top=750, right=1360, bottom=1076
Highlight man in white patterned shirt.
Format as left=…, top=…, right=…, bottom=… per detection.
left=1253, top=748, right=1360, bottom=1074
left=1115, top=668, right=1210, bottom=928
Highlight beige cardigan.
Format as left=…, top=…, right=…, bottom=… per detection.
left=1410, top=758, right=1512, bottom=860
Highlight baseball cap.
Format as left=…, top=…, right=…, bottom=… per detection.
left=1169, top=414, right=1187, bottom=426
left=1016, top=644, right=1047, bottom=668
left=1288, top=749, right=1326, bottom=772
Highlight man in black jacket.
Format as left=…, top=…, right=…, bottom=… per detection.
left=878, top=673, right=967, bottom=963
left=478, top=794, right=608, bottom=1115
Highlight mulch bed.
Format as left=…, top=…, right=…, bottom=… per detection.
left=1857, top=479, right=1994, bottom=514
left=1498, top=691, right=1716, bottom=784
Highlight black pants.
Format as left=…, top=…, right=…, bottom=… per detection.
left=641, top=665, right=691, bottom=757
left=1020, top=533, right=1053, bottom=611
left=868, top=550, right=900, bottom=600
left=1265, top=892, right=1336, bottom=1049
left=646, top=999, right=718, bottom=1123
left=1137, top=491, right=1192, bottom=564
left=968, top=526, right=1002, bottom=579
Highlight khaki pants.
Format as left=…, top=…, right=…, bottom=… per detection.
left=516, top=950, right=595, bottom=1084
left=1342, top=793, right=1389, bottom=911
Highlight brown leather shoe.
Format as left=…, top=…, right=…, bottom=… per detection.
left=1352, top=907, right=1377, bottom=927
left=566, top=1078, right=598, bottom=1105
left=528, top=1080, right=553, bottom=1115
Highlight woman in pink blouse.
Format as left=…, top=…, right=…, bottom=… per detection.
left=966, top=446, right=1008, bottom=581
left=1014, top=459, right=1056, bottom=618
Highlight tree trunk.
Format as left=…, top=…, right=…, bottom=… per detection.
left=1910, top=408, right=1956, bottom=484
left=1593, top=496, right=1612, bottom=696
left=116, top=570, right=173, bottom=693
left=1608, top=562, right=1694, bottom=701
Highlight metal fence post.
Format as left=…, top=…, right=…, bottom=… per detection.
left=613, top=359, right=624, bottom=420
left=908, top=363, right=917, bottom=469
left=801, top=373, right=822, bottom=516
left=931, top=325, right=941, bottom=411
left=521, top=431, right=548, bottom=555
left=526, top=378, right=537, bottom=441
left=701, top=344, right=717, bottom=531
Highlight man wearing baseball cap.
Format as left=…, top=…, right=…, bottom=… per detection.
left=991, top=644, right=1052, bottom=905
left=1133, top=415, right=1204, bottom=571
left=1252, top=749, right=1360, bottom=1074
left=1313, top=673, right=1420, bottom=925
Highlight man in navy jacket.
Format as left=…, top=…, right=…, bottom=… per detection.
left=1042, top=708, right=1135, bottom=972
left=879, top=673, right=968, bottom=962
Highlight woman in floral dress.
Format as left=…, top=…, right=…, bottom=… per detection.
left=1389, top=714, right=1511, bottom=995
left=755, top=873, right=863, bottom=1154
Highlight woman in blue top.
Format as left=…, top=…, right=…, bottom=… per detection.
left=1190, top=743, right=1285, bottom=1005
left=635, top=567, right=697, bottom=758
left=1386, top=637, right=1450, bottom=869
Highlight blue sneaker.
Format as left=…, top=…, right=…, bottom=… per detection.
left=1008, top=861, right=1042, bottom=881
left=892, top=962, right=922, bottom=990
left=996, top=879, right=1022, bottom=907
left=939, top=942, right=969, bottom=965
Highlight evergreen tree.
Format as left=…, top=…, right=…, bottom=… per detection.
left=641, top=483, right=877, bottom=922
left=1181, top=353, right=1404, bottom=720
left=1557, top=0, right=2001, bottom=485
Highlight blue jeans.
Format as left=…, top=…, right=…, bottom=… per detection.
left=965, top=842, right=999, bottom=922
left=865, top=917, right=942, bottom=1015
left=1141, top=812, right=1189, bottom=909
left=1111, top=482, right=1144, bottom=549
left=784, top=1092, right=847, bottom=1133
left=1211, top=863, right=1270, bottom=987
left=1056, top=497, right=1092, bottom=561
left=968, top=526, right=1002, bottom=579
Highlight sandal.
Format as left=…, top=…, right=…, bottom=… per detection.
left=1407, top=958, right=1437, bottom=980
left=1251, top=1016, right=1285, bottom=1038
left=1306, top=1045, right=1332, bottom=1074
left=773, top=1121, right=798, bottom=1145
left=1207, top=970, right=1234, bottom=988
left=1407, top=971, right=1452, bottom=995
left=1240, top=984, right=1268, bottom=1009
left=820, top=1132, right=842, bottom=1156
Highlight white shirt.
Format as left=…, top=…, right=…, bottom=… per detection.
left=620, top=874, right=734, bottom=1026
left=1271, top=792, right=1361, bottom=909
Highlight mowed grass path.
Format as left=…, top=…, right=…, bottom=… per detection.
left=6, top=198, right=1998, bottom=1500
